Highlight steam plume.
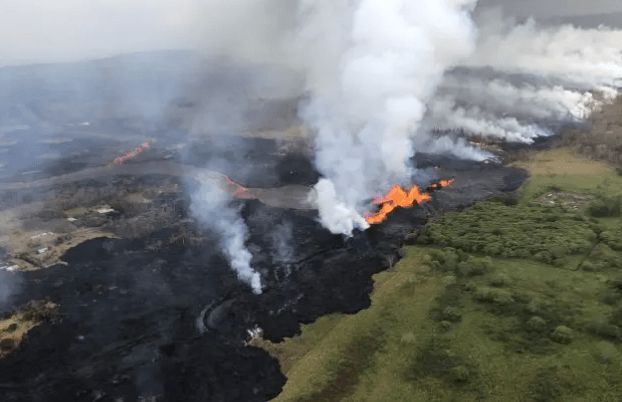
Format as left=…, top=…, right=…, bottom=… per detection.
left=182, top=3, right=622, bottom=237
left=299, top=0, right=479, bottom=235
left=190, top=175, right=262, bottom=294
left=424, top=12, right=622, bottom=147
left=412, top=134, right=493, bottom=162
left=467, top=13, right=622, bottom=88
left=428, top=98, right=552, bottom=144
left=0, top=271, right=21, bottom=312
left=439, top=76, right=600, bottom=121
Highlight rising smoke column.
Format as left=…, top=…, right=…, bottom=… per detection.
left=186, top=2, right=622, bottom=239
left=190, top=175, right=262, bottom=294
left=428, top=98, right=553, bottom=144
left=438, top=76, right=600, bottom=121
left=298, top=0, right=479, bottom=236
left=423, top=12, right=622, bottom=147
left=466, top=16, right=622, bottom=89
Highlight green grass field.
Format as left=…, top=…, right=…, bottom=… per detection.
left=257, top=148, right=622, bottom=402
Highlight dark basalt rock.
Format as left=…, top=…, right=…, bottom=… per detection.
left=0, top=140, right=527, bottom=401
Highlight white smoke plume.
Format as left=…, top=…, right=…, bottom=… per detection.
left=423, top=11, right=622, bottom=147
left=298, top=0, right=479, bottom=235
left=466, top=11, right=622, bottom=89
left=439, top=75, right=601, bottom=121
left=190, top=175, right=262, bottom=294
left=0, top=271, right=21, bottom=312
left=429, top=98, right=552, bottom=144
left=269, top=222, right=295, bottom=264
left=413, top=134, right=493, bottom=162
left=310, top=179, right=370, bottom=235
left=21, top=1, right=617, bottom=239
left=169, top=3, right=622, bottom=238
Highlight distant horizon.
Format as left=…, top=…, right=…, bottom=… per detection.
left=0, top=48, right=197, bottom=70
left=2, top=1, right=622, bottom=67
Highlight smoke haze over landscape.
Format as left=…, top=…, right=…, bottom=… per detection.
left=2, top=3, right=622, bottom=401
left=3, top=0, right=622, bottom=239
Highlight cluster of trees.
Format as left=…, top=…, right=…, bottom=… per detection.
left=423, top=246, right=578, bottom=356
left=600, top=227, right=622, bottom=252
left=581, top=243, right=622, bottom=271
left=419, top=201, right=596, bottom=265
left=423, top=247, right=493, bottom=277
left=588, top=194, right=622, bottom=218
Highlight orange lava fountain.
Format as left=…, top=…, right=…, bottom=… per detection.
left=365, top=179, right=454, bottom=225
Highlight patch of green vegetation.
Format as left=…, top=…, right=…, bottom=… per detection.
left=264, top=148, right=622, bottom=402
left=408, top=336, right=482, bottom=393
left=584, top=243, right=622, bottom=270
left=526, top=366, right=575, bottom=402
left=588, top=194, right=622, bottom=218
left=599, top=225, right=622, bottom=252
left=419, top=201, right=596, bottom=265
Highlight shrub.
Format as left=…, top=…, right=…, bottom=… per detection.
left=594, top=341, right=619, bottom=364
left=527, top=368, right=565, bottom=402
left=483, top=242, right=503, bottom=255
left=429, top=248, right=460, bottom=272
left=588, top=195, right=622, bottom=218
left=586, top=318, right=621, bottom=340
left=601, top=289, right=621, bottom=305
left=551, top=325, right=574, bottom=344
left=534, top=251, right=554, bottom=264
left=600, top=230, right=622, bottom=251
left=610, top=304, right=622, bottom=327
left=525, top=299, right=549, bottom=315
left=440, top=321, right=453, bottom=332
left=400, top=332, right=417, bottom=344
left=449, top=365, right=471, bottom=383
left=457, top=256, right=492, bottom=277
left=410, top=337, right=478, bottom=387
left=474, top=287, right=514, bottom=305
left=588, top=243, right=622, bottom=269
left=580, top=260, right=597, bottom=272
left=489, top=273, right=511, bottom=287
left=442, top=307, right=462, bottom=323
left=526, top=316, right=547, bottom=333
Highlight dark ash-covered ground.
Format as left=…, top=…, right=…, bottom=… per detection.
left=0, top=53, right=529, bottom=401
left=0, top=135, right=526, bottom=402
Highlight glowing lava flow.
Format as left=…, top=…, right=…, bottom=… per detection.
left=112, top=142, right=151, bottom=166
left=365, top=179, right=454, bottom=225
left=224, top=176, right=255, bottom=200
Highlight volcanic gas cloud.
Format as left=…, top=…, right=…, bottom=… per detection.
left=186, top=0, right=622, bottom=290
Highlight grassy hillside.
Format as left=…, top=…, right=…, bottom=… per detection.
left=256, top=147, right=622, bottom=402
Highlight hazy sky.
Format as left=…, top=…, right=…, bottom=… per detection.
left=0, top=0, right=201, bottom=65
left=1, top=0, right=622, bottom=66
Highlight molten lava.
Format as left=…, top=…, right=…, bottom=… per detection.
left=365, top=179, right=454, bottom=225
left=224, top=176, right=254, bottom=200
left=112, top=142, right=151, bottom=166
left=429, top=179, right=455, bottom=190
